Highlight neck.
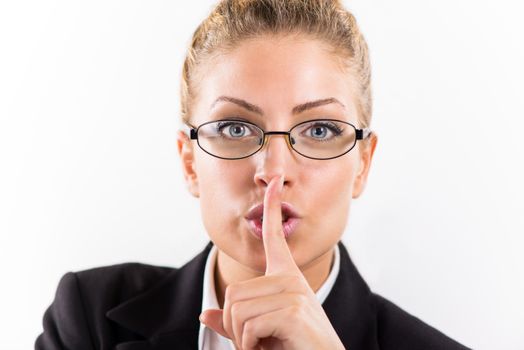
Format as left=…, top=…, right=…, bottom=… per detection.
left=214, top=245, right=336, bottom=309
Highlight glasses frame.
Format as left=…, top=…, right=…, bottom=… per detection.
left=186, top=118, right=372, bottom=160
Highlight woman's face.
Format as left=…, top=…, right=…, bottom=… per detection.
left=177, top=35, right=377, bottom=273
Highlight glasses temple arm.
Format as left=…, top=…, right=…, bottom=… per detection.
left=180, top=122, right=198, bottom=140
left=356, top=127, right=372, bottom=140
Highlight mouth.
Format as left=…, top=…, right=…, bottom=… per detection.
left=245, top=202, right=301, bottom=239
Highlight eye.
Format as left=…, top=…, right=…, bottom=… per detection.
left=216, top=121, right=254, bottom=138
left=301, top=121, right=343, bottom=141
left=310, top=125, right=328, bottom=138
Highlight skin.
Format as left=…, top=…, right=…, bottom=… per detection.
left=177, top=34, right=378, bottom=349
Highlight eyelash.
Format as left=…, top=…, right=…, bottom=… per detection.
left=309, top=121, right=343, bottom=138
left=215, top=120, right=256, bottom=134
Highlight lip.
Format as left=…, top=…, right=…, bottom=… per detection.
left=245, top=202, right=301, bottom=221
left=244, top=202, right=301, bottom=240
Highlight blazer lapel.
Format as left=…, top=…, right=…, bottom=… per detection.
left=323, top=241, right=380, bottom=350
left=106, top=241, right=214, bottom=350
left=106, top=240, right=379, bottom=350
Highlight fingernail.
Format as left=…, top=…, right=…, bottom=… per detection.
left=279, top=174, right=284, bottom=191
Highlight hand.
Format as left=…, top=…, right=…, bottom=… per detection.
left=199, top=175, right=345, bottom=350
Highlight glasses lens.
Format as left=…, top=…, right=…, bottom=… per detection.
left=290, top=120, right=357, bottom=159
left=197, top=120, right=263, bottom=159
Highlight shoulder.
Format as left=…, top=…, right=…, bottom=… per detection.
left=72, top=262, right=176, bottom=288
left=36, top=263, right=178, bottom=349
left=56, top=262, right=177, bottom=305
left=372, top=293, right=471, bottom=350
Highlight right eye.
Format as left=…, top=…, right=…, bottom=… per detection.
left=216, top=122, right=254, bottom=138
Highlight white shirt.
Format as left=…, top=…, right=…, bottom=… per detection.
left=198, top=243, right=341, bottom=350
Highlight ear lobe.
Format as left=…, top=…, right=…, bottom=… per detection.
left=176, top=130, right=200, bottom=198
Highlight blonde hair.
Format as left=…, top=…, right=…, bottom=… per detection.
left=180, top=0, right=372, bottom=130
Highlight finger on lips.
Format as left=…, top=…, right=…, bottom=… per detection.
left=263, top=175, right=301, bottom=276
left=219, top=175, right=309, bottom=347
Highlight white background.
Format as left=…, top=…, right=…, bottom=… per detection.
left=1, top=1, right=523, bottom=349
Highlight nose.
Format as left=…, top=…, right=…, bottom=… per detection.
left=253, top=133, right=295, bottom=188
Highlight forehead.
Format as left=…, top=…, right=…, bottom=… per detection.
left=191, top=35, right=359, bottom=125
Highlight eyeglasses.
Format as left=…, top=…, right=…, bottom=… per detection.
left=185, top=119, right=371, bottom=160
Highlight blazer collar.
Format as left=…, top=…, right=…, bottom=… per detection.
left=106, top=240, right=378, bottom=350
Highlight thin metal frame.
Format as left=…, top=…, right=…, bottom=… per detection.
left=186, top=119, right=372, bottom=160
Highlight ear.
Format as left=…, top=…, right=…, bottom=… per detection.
left=176, top=130, right=200, bottom=198
left=352, top=131, right=378, bottom=199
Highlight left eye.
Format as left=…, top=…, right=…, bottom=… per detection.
left=227, top=124, right=246, bottom=137
left=309, top=125, right=329, bottom=139
left=302, top=122, right=342, bottom=141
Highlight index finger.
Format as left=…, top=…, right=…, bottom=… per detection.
left=262, top=175, right=301, bottom=276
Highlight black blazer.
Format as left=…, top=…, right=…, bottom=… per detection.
left=35, top=241, right=471, bottom=350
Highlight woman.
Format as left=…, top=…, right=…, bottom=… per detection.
left=36, top=1, right=470, bottom=349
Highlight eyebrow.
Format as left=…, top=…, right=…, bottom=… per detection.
left=210, top=96, right=345, bottom=116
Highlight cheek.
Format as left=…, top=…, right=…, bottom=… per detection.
left=196, top=157, right=253, bottom=230
left=304, top=159, right=356, bottom=230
